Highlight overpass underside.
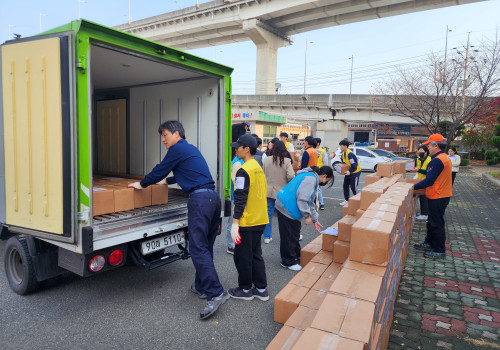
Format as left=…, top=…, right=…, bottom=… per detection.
left=116, top=0, right=483, bottom=94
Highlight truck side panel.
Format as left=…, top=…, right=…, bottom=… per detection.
left=1, top=38, right=69, bottom=235
left=0, top=47, right=5, bottom=224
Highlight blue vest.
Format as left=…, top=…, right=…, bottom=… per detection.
left=276, top=172, right=317, bottom=220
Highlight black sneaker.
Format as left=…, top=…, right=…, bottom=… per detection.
left=190, top=283, right=207, bottom=299
left=424, top=251, right=446, bottom=259
left=414, top=242, right=432, bottom=251
left=200, top=292, right=229, bottom=320
left=319, top=205, right=325, bottom=210
left=226, top=246, right=235, bottom=255
left=228, top=287, right=254, bottom=300
left=252, top=288, right=270, bottom=301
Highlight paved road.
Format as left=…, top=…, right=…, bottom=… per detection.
left=0, top=172, right=367, bottom=350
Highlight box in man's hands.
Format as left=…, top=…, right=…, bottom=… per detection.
left=335, top=163, right=350, bottom=175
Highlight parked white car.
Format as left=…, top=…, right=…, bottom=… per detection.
left=330, top=147, right=391, bottom=172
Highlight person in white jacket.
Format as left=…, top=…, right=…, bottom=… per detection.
left=448, top=147, right=461, bottom=186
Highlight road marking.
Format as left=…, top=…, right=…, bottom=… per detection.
left=322, top=197, right=345, bottom=201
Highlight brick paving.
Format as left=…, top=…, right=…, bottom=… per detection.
left=388, top=168, right=500, bottom=349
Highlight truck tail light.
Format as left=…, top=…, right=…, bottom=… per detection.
left=108, top=250, right=124, bottom=266
left=89, top=255, right=106, bottom=272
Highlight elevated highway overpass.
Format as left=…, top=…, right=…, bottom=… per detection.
left=116, top=0, right=483, bottom=94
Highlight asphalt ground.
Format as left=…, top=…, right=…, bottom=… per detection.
left=0, top=172, right=365, bottom=350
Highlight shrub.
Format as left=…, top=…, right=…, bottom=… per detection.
left=460, top=158, right=469, bottom=166
left=485, top=150, right=499, bottom=160
left=492, top=136, right=500, bottom=149
left=495, top=157, right=500, bottom=164
left=486, top=159, right=498, bottom=165
left=470, top=151, right=486, bottom=160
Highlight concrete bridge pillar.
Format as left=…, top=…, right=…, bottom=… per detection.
left=242, top=19, right=291, bottom=95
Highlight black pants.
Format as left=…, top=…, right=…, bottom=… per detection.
left=234, top=229, right=267, bottom=290
left=418, top=194, right=429, bottom=216
left=187, top=190, right=224, bottom=300
left=451, top=172, right=457, bottom=185
left=425, top=197, right=450, bottom=253
left=277, top=210, right=302, bottom=266
left=343, top=173, right=360, bottom=201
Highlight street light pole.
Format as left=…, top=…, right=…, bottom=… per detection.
left=349, top=55, right=354, bottom=94
left=461, top=32, right=471, bottom=114
left=303, top=38, right=313, bottom=96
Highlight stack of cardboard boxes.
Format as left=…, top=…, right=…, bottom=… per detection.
left=268, top=161, right=419, bottom=350
left=92, top=176, right=168, bottom=216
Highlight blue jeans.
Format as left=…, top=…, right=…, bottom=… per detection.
left=226, top=204, right=235, bottom=249
left=263, top=198, right=276, bottom=239
left=318, top=186, right=324, bottom=206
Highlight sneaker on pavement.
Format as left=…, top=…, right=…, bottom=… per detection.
left=252, top=288, right=270, bottom=301
left=414, top=242, right=432, bottom=251
left=190, top=283, right=207, bottom=299
left=280, top=263, right=302, bottom=271
left=416, top=214, right=428, bottom=220
left=200, top=292, right=229, bottom=320
left=319, top=205, right=325, bottom=210
left=228, top=287, right=254, bottom=300
left=299, top=234, right=303, bottom=241
left=226, top=246, right=235, bottom=255
left=339, top=200, right=348, bottom=206
left=264, top=238, right=272, bottom=244
left=424, top=250, right=446, bottom=259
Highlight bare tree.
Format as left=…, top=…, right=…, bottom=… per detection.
left=375, top=32, right=500, bottom=143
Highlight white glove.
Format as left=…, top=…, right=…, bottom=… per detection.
left=127, top=182, right=143, bottom=189
left=345, top=171, right=350, bottom=176
left=156, top=178, right=167, bottom=185
left=231, top=224, right=241, bottom=245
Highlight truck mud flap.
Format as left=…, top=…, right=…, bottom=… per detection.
left=129, top=240, right=190, bottom=271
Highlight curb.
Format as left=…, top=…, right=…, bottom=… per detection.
left=482, top=172, right=500, bottom=187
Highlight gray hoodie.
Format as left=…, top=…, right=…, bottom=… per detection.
left=275, top=167, right=319, bottom=222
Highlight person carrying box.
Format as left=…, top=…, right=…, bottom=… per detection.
left=339, top=139, right=361, bottom=206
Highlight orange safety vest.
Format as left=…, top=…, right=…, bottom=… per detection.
left=425, top=153, right=453, bottom=199
left=302, top=147, right=318, bottom=169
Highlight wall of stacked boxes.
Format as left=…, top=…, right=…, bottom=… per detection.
left=267, top=160, right=423, bottom=350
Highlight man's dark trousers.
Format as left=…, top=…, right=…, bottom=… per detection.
left=277, top=211, right=301, bottom=266
left=425, top=197, right=450, bottom=253
left=233, top=229, right=267, bottom=290
left=188, top=190, right=224, bottom=300
left=343, top=172, right=360, bottom=201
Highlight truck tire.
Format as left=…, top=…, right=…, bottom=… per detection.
left=4, top=236, right=39, bottom=295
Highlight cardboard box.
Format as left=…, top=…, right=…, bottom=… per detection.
left=360, top=187, right=384, bottom=211
left=342, top=205, right=349, bottom=217
left=291, top=328, right=365, bottom=350
left=151, top=183, right=169, bottom=205
left=310, top=294, right=375, bottom=346
left=321, top=262, right=342, bottom=280
left=284, top=306, right=318, bottom=331
left=289, top=272, right=320, bottom=289
left=266, top=326, right=303, bottom=350
left=310, top=250, right=333, bottom=265
left=337, top=215, right=356, bottom=242
left=132, top=186, right=152, bottom=208
left=361, top=209, right=398, bottom=224
left=355, top=209, right=365, bottom=220
left=301, top=262, right=328, bottom=276
left=365, top=173, right=382, bottom=186
left=342, top=258, right=388, bottom=278
left=376, top=162, right=393, bottom=177
left=322, top=232, right=337, bottom=252
left=299, top=289, right=328, bottom=310
left=335, top=163, right=350, bottom=175
left=274, top=284, right=310, bottom=324
left=92, top=187, right=115, bottom=216
left=330, top=268, right=383, bottom=304
left=367, top=203, right=401, bottom=218
left=311, top=277, right=335, bottom=292
left=300, top=243, right=322, bottom=267
left=350, top=217, right=396, bottom=266
left=347, top=193, right=361, bottom=216
left=333, top=240, right=350, bottom=264
left=392, top=160, right=407, bottom=175
left=310, top=235, right=323, bottom=245
left=108, top=185, right=135, bottom=212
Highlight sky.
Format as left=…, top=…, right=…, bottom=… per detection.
left=1, top=0, right=499, bottom=95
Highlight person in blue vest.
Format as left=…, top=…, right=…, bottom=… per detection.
left=275, top=166, right=334, bottom=271
left=128, top=121, right=228, bottom=320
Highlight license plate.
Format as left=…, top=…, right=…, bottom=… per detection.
left=141, top=232, right=185, bottom=255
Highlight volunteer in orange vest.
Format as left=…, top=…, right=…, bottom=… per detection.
left=300, top=136, right=318, bottom=170
left=413, top=134, right=453, bottom=259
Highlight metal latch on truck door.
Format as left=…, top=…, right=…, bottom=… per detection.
left=76, top=57, right=87, bottom=71
left=78, top=211, right=89, bottom=222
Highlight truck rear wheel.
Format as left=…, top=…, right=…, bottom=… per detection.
left=4, top=236, right=39, bottom=295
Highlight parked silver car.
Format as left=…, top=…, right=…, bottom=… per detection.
left=330, top=147, right=391, bottom=172
left=371, top=149, right=413, bottom=162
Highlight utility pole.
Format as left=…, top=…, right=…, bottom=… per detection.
left=303, top=39, right=313, bottom=96
left=349, top=55, right=354, bottom=94
left=128, top=0, right=131, bottom=25
left=462, top=32, right=471, bottom=114
left=443, top=25, right=452, bottom=82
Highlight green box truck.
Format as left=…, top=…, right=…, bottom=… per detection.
left=0, top=20, right=232, bottom=294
